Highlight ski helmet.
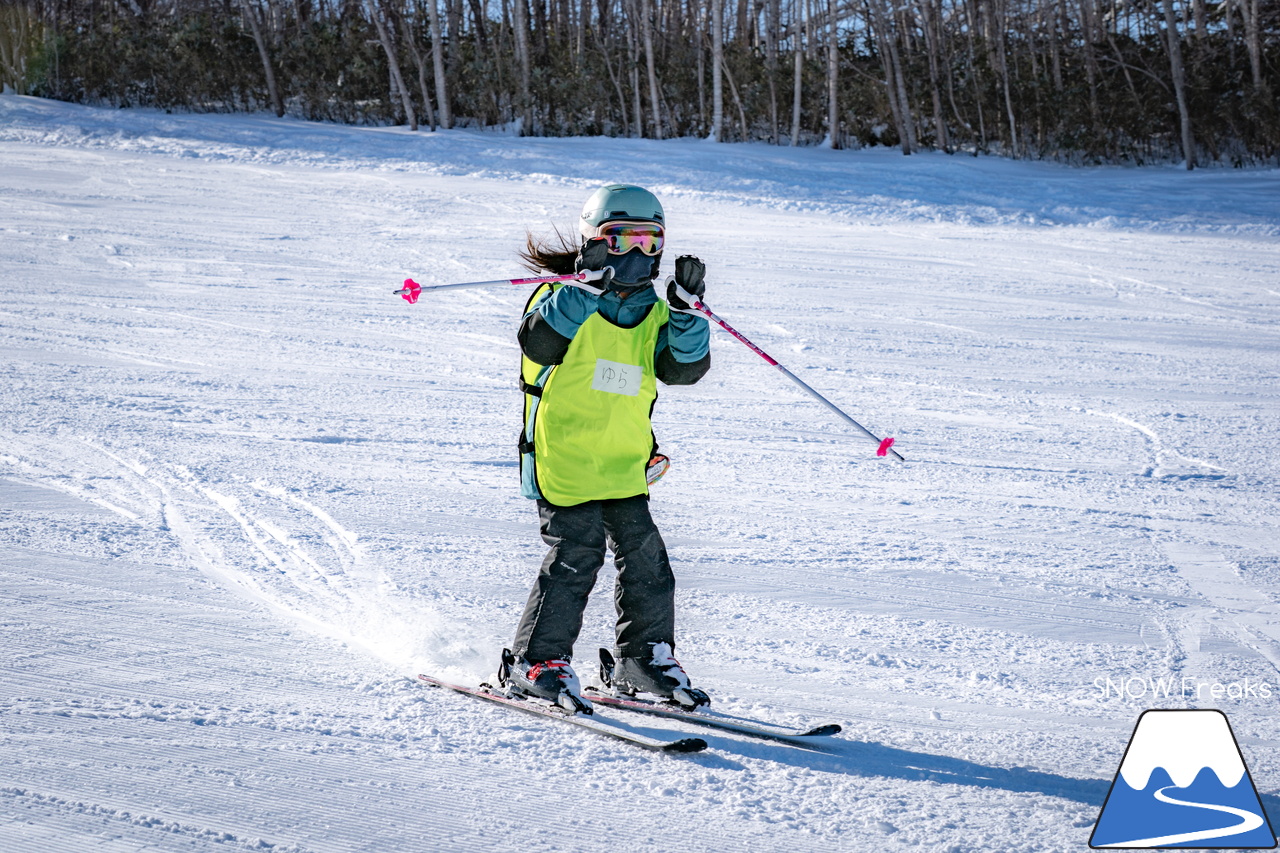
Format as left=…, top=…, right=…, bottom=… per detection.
left=579, top=184, right=664, bottom=240
left=579, top=184, right=665, bottom=286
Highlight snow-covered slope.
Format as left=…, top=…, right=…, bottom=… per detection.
left=2, top=94, right=1279, bottom=852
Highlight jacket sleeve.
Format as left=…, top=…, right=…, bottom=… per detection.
left=655, top=311, right=711, bottom=385
left=518, top=285, right=601, bottom=366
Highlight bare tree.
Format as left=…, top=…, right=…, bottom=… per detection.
left=1239, top=0, right=1263, bottom=91
left=711, top=0, right=725, bottom=140
left=512, top=0, right=532, bottom=131
left=866, top=0, right=911, bottom=152
left=917, top=0, right=948, bottom=151
left=885, top=1, right=915, bottom=151
left=369, top=0, right=418, bottom=129
left=626, top=0, right=644, bottom=137
left=641, top=0, right=663, bottom=137
left=823, top=0, right=839, bottom=147
left=30, top=0, right=1280, bottom=163
left=722, top=48, right=750, bottom=137
left=239, top=0, right=285, bottom=117
left=1161, top=0, right=1195, bottom=168
left=425, top=0, right=453, bottom=127
left=0, top=4, right=44, bottom=94
left=399, top=4, right=438, bottom=129
left=990, top=0, right=1019, bottom=156
left=763, top=0, right=780, bottom=142
left=789, top=0, right=803, bottom=145
left=595, top=18, right=632, bottom=135
left=1076, top=0, right=1101, bottom=128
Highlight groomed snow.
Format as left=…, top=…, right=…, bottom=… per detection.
left=2, top=93, right=1279, bottom=852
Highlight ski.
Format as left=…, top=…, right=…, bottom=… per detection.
left=583, top=688, right=843, bottom=746
left=416, top=674, right=708, bottom=754
left=592, top=648, right=840, bottom=746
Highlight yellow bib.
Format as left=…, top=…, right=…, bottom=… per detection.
left=520, top=286, right=668, bottom=506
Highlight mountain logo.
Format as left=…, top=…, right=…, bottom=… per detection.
left=1091, top=709, right=1276, bottom=849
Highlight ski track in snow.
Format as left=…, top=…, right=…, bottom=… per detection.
left=3, top=94, right=1280, bottom=851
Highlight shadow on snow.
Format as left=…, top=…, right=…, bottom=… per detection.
left=689, top=733, right=1112, bottom=806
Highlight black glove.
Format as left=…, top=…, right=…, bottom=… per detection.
left=667, top=255, right=706, bottom=310
left=575, top=237, right=614, bottom=288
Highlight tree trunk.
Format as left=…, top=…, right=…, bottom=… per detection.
left=867, top=0, right=910, bottom=153
left=426, top=0, right=453, bottom=127
left=722, top=49, right=750, bottom=139
left=918, top=0, right=948, bottom=151
left=513, top=0, right=531, bottom=131
left=712, top=0, right=724, bottom=140
left=594, top=22, right=631, bottom=135
left=1162, top=0, right=1195, bottom=168
left=467, top=0, right=489, bottom=48
left=400, top=6, right=437, bottom=129
left=697, top=2, right=707, bottom=132
left=886, top=8, right=915, bottom=151
left=370, top=0, right=417, bottom=129
left=765, top=0, right=780, bottom=143
left=1049, top=0, right=1064, bottom=92
left=1239, top=0, right=1263, bottom=90
left=789, top=0, right=802, bottom=145
left=445, top=0, right=462, bottom=72
left=1, top=4, right=42, bottom=95
left=990, top=0, right=1018, bottom=156
left=961, top=0, right=986, bottom=152
left=627, top=0, right=644, bottom=138
left=883, top=42, right=909, bottom=152
left=240, top=0, right=285, bottom=117
left=509, top=0, right=529, bottom=128
left=533, top=0, right=547, bottom=59
left=641, top=0, right=663, bottom=138
left=823, top=0, right=839, bottom=148
left=1077, top=0, right=1100, bottom=128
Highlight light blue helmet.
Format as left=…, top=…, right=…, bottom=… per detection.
left=579, top=184, right=664, bottom=240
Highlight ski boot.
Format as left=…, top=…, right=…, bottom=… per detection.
left=499, top=648, right=592, bottom=714
left=600, top=644, right=710, bottom=710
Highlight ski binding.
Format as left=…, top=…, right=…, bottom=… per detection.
left=417, top=673, right=708, bottom=754
left=593, top=648, right=842, bottom=746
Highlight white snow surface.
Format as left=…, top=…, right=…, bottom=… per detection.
left=3, top=93, right=1280, bottom=851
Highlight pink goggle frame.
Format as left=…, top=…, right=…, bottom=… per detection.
left=593, top=220, right=665, bottom=256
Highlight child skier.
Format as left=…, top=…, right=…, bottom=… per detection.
left=502, top=184, right=712, bottom=713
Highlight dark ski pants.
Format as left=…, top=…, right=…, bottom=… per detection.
left=512, top=494, right=675, bottom=663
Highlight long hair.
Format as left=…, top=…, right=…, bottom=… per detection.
left=519, top=225, right=580, bottom=275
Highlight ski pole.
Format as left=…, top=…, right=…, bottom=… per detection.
left=666, top=279, right=903, bottom=461
left=394, top=268, right=611, bottom=304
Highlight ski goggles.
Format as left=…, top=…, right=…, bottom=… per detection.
left=594, top=220, right=665, bottom=256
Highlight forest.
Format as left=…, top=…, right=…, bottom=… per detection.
left=1, top=0, right=1277, bottom=165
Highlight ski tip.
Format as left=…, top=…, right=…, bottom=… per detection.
left=664, top=737, right=709, bottom=753
left=802, top=724, right=843, bottom=737
left=876, top=436, right=895, bottom=457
